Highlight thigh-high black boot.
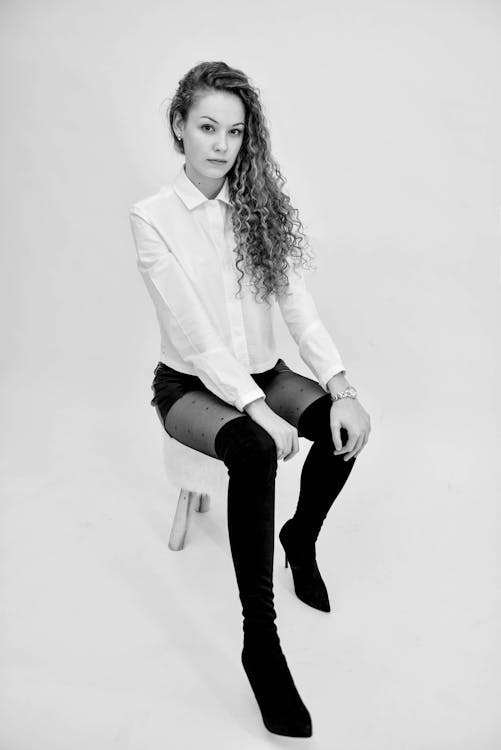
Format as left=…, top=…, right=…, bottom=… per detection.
left=279, top=393, right=357, bottom=612
left=214, top=416, right=312, bottom=738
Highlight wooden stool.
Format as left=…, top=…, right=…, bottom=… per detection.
left=155, top=415, right=229, bottom=551
left=168, top=489, right=211, bottom=551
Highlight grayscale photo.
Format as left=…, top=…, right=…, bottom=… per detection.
left=1, top=1, right=500, bottom=748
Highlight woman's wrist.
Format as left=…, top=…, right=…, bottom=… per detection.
left=243, top=396, right=268, bottom=415
left=326, top=371, right=350, bottom=396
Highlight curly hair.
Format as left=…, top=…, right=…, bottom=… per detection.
left=163, top=60, right=317, bottom=309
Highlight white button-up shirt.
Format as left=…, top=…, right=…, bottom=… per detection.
left=128, top=163, right=345, bottom=412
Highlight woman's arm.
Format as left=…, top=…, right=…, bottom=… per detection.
left=276, top=262, right=371, bottom=460
left=275, top=263, right=346, bottom=391
left=129, top=207, right=265, bottom=412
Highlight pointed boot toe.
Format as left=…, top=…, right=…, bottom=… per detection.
left=242, top=638, right=314, bottom=738
left=279, top=520, right=333, bottom=613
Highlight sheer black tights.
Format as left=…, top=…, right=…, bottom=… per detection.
left=162, top=365, right=344, bottom=457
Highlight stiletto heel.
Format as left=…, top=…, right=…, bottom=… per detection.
left=279, top=518, right=331, bottom=612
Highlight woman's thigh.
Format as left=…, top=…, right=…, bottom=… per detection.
left=162, top=388, right=247, bottom=459
left=151, top=362, right=247, bottom=459
left=252, top=358, right=330, bottom=437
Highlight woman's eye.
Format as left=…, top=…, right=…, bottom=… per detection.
left=201, top=125, right=243, bottom=136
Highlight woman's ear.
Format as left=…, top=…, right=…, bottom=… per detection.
left=173, top=113, right=183, bottom=137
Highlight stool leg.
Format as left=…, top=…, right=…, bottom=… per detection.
left=196, top=493, right=211, bottom=513
left=168, top=489, right=201, bottom=551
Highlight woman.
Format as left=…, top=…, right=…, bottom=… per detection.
left=129, top=60, right=371, bottom=738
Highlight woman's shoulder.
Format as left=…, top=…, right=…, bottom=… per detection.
left=129, top=182, right=179, bottom=224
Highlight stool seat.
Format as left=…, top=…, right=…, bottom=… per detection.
left=161, top=429, right=229, bottom=551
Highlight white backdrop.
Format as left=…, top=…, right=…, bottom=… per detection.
left=1, top=1, right=500, bottom=748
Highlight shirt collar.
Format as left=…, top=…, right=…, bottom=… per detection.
left=173, top=163, right=232, bottom=210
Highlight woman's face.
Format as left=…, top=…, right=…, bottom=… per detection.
left=174, top=89, right=246, bottom=193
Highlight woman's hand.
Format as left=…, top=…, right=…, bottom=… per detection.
left=244, top=398, right=300, bottom=462
left=330, top=398, right=371, bottom=461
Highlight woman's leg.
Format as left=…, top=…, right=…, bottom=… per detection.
left=162, top=390, right=280, bottom=633
left=255, top=363, right=357, bottom=545
left=159, top=389, right=311, bottom=736
left=293, top=393, right=357, bottom=546
left=214, top=417, right=279, bottom=641
left=255, top=365, right=357, bottom=610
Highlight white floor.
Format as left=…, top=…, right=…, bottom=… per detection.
left=1, top=365, right=500, bottom=750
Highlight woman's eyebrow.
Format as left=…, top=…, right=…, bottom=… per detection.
left=199, top=115, right=245, bottom=126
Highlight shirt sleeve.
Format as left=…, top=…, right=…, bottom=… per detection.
left=129, top=207, right=266, bottom=412
left=276, top=261, right=346, bottom=391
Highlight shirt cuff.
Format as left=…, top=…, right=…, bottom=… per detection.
left=319, top=365, right=347, bottom=392
left=235, top=386, right=266, bottom=413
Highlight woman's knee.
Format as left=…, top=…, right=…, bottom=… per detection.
left=214, top=415, right=277, bottom=472
left=298, top=392, right=349, bottom=446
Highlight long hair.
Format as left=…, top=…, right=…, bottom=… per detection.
left=163, top=61, right=316, bottom=309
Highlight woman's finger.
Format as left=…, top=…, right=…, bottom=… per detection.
left=284, top=432, right=300, bottom=462
left=330, top=422, right=343, bottom=451
left=354, top=429, right=370, bottom=458
left=335, top=429, right=358, bottom=456
left=344, top=433, right=364, bottom=461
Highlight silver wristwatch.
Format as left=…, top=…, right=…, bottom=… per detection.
left=330, top=385, right=358, bottom=403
